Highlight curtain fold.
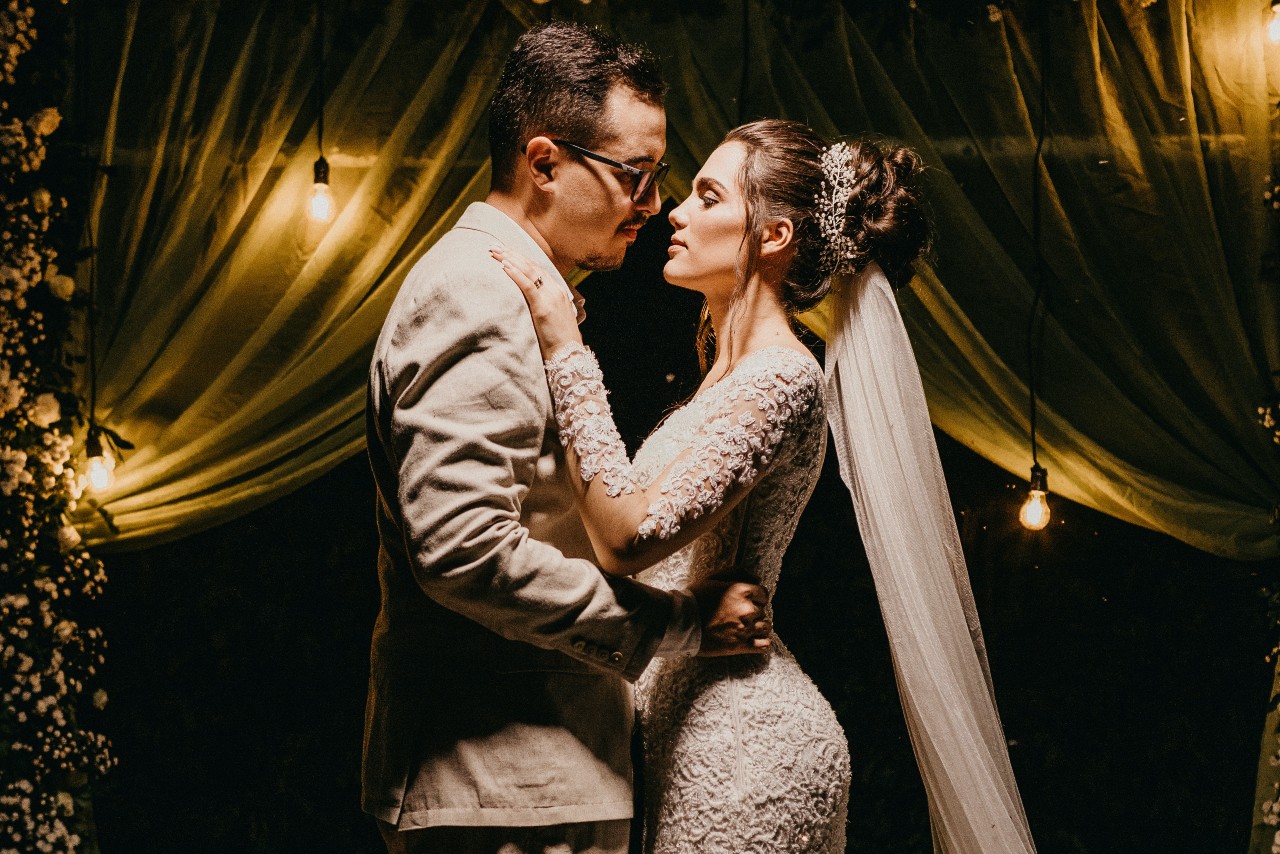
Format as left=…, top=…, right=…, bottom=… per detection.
left=73, top=0, right=1279, bottom=559
left=76, top=0, right=517, bottom=543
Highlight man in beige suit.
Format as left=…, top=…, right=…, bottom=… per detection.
left=362, top=22, right=769, bottom=854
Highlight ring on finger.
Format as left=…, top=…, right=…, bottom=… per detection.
left=532, top=276, right=543, bottom=289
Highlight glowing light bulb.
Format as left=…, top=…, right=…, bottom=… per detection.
left=1270, top=2, right=1280, bottom=43
left=308, top=182, right=335, bottom=223
left=1019, top=489, right=1050, bottom=531
left=307, top=156, right=335, bottom=223
left=86, top=453, right=115, bottom=492
left=85, top=432, right=116, bottom=493
left=1019, top=464, right=1050, bottom=531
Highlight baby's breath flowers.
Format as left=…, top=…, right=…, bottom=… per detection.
left=1259, top=391, right=1280, bottom=447
left=0, top=2, right=114, bottom=853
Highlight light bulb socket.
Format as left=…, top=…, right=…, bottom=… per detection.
left=85, top=430, right=105, bottom=459
left=313, top=156, right=330, bottom=185
left=1028, top=463, right=1048, bottom=494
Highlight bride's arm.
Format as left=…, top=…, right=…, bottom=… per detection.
left=490, top=244, right=821, bottom=576
left=544, top=342, right=820, bottom=576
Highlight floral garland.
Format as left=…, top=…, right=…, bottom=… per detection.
left=0, top=2, right=114, bottom=853
left=1255, top=169, right=1280, bottom=850
left=1258, top=372, right=1280, bottom=450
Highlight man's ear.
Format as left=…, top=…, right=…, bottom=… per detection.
left=759, top=217, right=795, bottom=259
left=524, top=136, right=559, bottom=193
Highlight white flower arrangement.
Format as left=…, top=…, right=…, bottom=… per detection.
left=1260, top=390, right=1280, bottom=447
left=0, top=3, right=115, bottom=853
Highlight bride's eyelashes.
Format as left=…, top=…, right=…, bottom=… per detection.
left=699, top=193, right=719, bottom=208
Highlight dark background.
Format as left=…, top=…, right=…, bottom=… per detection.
left=86, top=205, right=1277, bottom=853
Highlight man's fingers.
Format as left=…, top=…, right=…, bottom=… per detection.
left=729, top=581, right=768, bottom=609
left=691, top=578, right=774, bottom=657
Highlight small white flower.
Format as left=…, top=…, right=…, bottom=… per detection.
left=26, top=107, right=60, bottom=137
left=30, top=187, right=51, bottom=213
left=27, top=392, right=59, bottom=427
left=46, top=272, right=74, bottom=300
left=92, top=689, right=108, bottom=710
left=56, top=525, right=81, bottom=552
left=0, top=369, right=22, bottom=417
left=42, top=263, right=75, bottom=300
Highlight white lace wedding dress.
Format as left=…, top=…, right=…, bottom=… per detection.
left=544, top=343, right=850, bottom=854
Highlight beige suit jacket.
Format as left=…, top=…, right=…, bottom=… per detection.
left=361, top=202, right=693, bottom=830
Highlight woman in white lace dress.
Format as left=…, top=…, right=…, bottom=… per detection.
left=494, top=120, right=1035, bottom=854
left=491, top=119, right=927, bottom=854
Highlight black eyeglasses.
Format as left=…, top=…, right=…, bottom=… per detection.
left=551, top=139, right=669, bottom=202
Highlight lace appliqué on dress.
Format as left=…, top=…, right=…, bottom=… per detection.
left=545, top=344, right=637, bottom=499
left=546, top=345, right=821, bottom=545
left=628, top=347, right=848, bottom=854
left=638, top=366, right=815, bottom=541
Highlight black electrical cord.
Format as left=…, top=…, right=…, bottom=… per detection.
left=1027, top=2, right=1051, bottom=470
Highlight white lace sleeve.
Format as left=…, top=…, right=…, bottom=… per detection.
left=545, top=344, right=822, bottom=546
left=544, top=344, right=638, bottom=498
left=637, top=353, right=821, bottom=540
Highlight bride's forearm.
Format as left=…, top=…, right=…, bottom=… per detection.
left=563, top=452, right=653, bottom=576
left=545, top=345, right=678, bottom=574
left=546, top=343, right=760, bottom=576
left=574, top=471, right=755, bottom=577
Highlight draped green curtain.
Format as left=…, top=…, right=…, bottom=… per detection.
left=75, top=0, right=1279, bottom=560
left=77, top=0, right=519, bottom=543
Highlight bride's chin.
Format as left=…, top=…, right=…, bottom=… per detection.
left=662, top=264, right=700, bottom=293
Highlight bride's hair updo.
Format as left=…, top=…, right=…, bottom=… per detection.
left=723, top=119, right=931, bottom=311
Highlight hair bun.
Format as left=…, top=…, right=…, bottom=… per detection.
left=839, top=142, right=930, bottom=289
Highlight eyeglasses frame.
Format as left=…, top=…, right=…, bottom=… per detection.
left=550, top=139, right=670, bottom=202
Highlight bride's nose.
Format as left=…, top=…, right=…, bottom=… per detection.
left=669, top=198, right=690, bottom=229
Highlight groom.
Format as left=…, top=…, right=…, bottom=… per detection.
left=362, top=21, right=770, bottom=854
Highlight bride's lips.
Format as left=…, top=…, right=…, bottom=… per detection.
left=667, top=236, right=686, bottom=257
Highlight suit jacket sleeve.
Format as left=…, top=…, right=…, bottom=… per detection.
left=370, top=257, right=679, bottom=680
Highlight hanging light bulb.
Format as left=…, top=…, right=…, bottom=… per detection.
left=308, top=156, right=335, bottom=223
left=1019, top=464, right=1050, bottom=531
left=305, top=1, right=336, bottom=224
left=1019, top=19, right=1052, bottom=535
left=1269, top=1, right=1280, bottom=43
left=85, top=429, right=116, bottom=493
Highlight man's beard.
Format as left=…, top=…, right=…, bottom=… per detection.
left=576, top=218, right=647, bottom=271
left=576, top=251, right=625, bottom=272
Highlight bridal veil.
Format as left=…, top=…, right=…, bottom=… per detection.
left=824, top=262, right=1036, bottom=853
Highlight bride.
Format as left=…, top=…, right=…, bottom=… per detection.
left=492, top=119, right=1035, bottom=854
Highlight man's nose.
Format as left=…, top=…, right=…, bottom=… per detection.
left=634, top=180, right=662, bottom=217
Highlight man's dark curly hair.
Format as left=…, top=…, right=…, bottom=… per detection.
left=487, top=22, right=667, bottom=192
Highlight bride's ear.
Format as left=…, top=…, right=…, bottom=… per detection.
left=759, top=217, right=794, bottom=259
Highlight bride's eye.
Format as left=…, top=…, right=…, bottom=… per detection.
left=700, top=193, right=719, bottom=208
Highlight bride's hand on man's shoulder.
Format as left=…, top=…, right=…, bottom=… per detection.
left=489, top=245, right=584, bottom=360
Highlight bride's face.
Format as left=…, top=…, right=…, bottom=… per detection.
left=664, top=142, right=749, bottom=297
